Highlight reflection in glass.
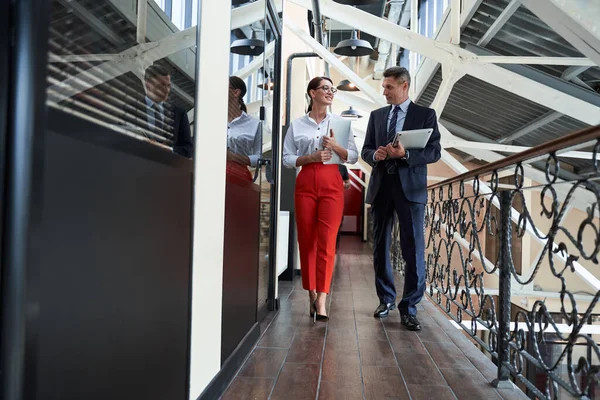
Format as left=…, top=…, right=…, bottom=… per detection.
left=227, top=76, right=262, bottom=181
left=46, top=0, right=197, bottom=158
left=144, top=65, right=194, bottom=158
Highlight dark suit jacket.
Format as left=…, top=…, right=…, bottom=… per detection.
left=361, top=101, right=441, bottom=205
left=148, top=104, right=194, bottom=158
left=170, top=106, right=194, bottom=158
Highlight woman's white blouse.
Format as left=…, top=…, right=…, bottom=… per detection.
left=227, top=112, right=262, bottom=167
left=282, top=113, right=359, bottom=168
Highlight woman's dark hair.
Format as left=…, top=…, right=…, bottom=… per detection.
left=229, top=76, right=248, bottom=113
left=306, top=76, right=333, bottom=113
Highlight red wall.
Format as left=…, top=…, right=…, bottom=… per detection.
left=341, top=169, right=364, bottom=233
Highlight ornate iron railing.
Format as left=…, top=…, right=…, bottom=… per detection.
left=425, top=125, right=600, bottom=399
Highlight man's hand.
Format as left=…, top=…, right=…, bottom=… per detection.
left=311, top=149, right=333, bottom=163
left=374, top=146, right=388, bottom=161
left=322, top=129, right=337, bottom=150
left=343, top=180, right=351, bottom=190
left=386, top=142, right=406, bottom=159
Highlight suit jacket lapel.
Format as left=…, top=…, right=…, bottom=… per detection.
left=403, top=101, right=416, bottom=131
left=380, top=106, right=392, bottom=145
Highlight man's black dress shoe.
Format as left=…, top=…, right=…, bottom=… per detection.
left=374, top=303, right=396, bottom=318
left=401, top=315, right=422, bottom=331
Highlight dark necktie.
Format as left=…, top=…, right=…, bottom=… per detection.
left=387, top=105, right=400, bottom=143
left=151, top=103, right=162, bottom=131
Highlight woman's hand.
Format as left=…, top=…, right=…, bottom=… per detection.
left=311, top=149, right=333, bottom=163
left=227, top=150, right=251, bottom=166
left=322, top=129, right=337, bottom=151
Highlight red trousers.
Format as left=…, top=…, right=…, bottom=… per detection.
left=295, top=163, right=344, bottom=293
left=226, top=160, right=252, bottom=181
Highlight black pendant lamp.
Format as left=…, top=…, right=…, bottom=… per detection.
left=341, top=106, right=363, bottom=119
left=337, top=79, right=359, bottom=92
left=258, top=81, right=275, bottom=90
left=230, top=31, right=264, bottom=56
left=333, top=30, right=373, bottom=57
left=257, top=70, right=274, bottom=90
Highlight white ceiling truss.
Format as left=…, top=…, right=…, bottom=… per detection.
left=49, top=0, right=282, bottom=100
left=288, top=0, right=600, bottom=291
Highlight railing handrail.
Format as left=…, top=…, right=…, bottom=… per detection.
left=428, top=124, right=600, bottom=190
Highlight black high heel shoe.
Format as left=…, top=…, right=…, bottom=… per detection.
left=309, top=301, right=316, bottom=317
left=312, top=301, right=329, bottom=323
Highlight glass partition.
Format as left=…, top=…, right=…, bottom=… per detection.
left=46, top=0, right=197, bottom=158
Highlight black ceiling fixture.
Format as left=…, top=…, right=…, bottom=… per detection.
left=333, top=30, right=373, bottom=57
left=341, top=106, right=363, bottom=119
left=336, top=79, right=360, bottom=91
left=230, top=30, right=264, bottom=56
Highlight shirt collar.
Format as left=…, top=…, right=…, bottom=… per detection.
left=145, top=96, right=163, bottom=109
left=305, top=111, right=331, bottom=125
left=230, top=111, right=248, bottom=125
left=391, top=98, right=411, bottom=113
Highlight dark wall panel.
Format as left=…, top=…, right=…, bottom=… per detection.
left=221, top=174, right=260, bottom=364
left=33, top=112, right=193, bottom=400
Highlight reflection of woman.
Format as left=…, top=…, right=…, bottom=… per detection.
left=282, top=76, right=358, bottom=322
left=227, top=76, right=262, bottom=181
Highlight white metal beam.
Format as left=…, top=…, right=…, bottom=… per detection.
left=497, top=111, right=562, bottom=144
left=450, top=0, right=461, bottom=45
left=441, top=139, right=596, bottom=160
left=429, top=67, right=465, bottom=114
left=477, top=0, right=521, bottom=47
left=347, top=169, right=367, bottom=188
left=48, top=26, right=197, bottom=99
left=561, top=65, right=590, bottom=80
left=409, top=0, right=418, bottom=97
left=48, top=54, right=127, bottom=63
left=137, top=0, right=148, bottom=44
left=467, top=56, right=596, bottom=66
left=440, top=120, right=598, bottom=210
left=286, top=20, right=385, bottom=106
left=335, top=91, right=380, bottom=114
left=49, top=0, right=276, bottom=98
left=519, top=0, right=600, bottom=68
left=231, top=0, right=283, bottom=30
left=332, top=70, right=598, bottom=213
left=374, top=2, right=403, bottom=77
left=234, top=42, right=276, bottom=80
left=56, top=0, right=125, bottom=45
left=291, top=0, right=600, bottom=126
left=436, top=136, right=600, bottom=292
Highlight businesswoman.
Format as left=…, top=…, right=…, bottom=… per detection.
left=227, top=76, right=262, bottom=181
left=283, top=76, right=358, bottom=321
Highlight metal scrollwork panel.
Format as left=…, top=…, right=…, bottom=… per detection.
left=425, top=176, right=501, bottom=355
left=425, top=139, right=600, bottom=399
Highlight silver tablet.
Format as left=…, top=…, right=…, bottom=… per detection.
left=323, top=118, right=352, bottom=165
left=392, top=128, right=433, bottom=149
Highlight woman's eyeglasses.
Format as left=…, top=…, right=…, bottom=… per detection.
left=316, top=85, right=338, bottom=94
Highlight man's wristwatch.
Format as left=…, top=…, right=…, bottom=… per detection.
left=401, top=150, right=409, bottom=161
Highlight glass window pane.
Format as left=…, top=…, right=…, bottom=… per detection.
left=46, top=0, right=198, bottom=158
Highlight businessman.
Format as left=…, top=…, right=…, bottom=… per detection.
left=144, top=64, right=194, bottom=158
left=361, top=67, right=441, bottom=330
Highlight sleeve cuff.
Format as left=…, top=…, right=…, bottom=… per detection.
left=283, top=155, right=299, bottom=168
left=249, top=154, right=260, bottom=167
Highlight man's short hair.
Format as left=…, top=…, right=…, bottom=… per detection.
left=383, top=67, right=411, bottom=86
left=145, top=65, right=171, bottom=81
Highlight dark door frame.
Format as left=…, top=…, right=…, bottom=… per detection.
left=265, top=0, right=282, bottom=312
left=0, top=0, right=50, bottom=399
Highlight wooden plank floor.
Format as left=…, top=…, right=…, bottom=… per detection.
left=221, top=236, right=529, bottom=400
